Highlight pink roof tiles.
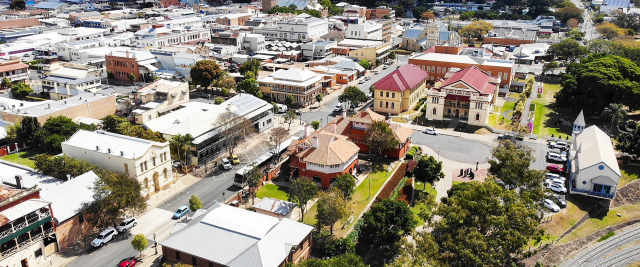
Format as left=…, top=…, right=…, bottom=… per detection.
left=373, top=64, right=428, bottom=92
left=439, top=66, right=496, bottom=94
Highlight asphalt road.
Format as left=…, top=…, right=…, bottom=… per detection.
left=410, top=132, right=494, bottom=163
left=66, top=138, right=292, bottom=267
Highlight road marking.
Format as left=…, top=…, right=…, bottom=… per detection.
left=251, top=147, right=259, bottom=158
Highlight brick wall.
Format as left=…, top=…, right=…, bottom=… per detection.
left=55, top=215, right=94, bottom=250
left=408, top=58, right=513, bottom=87
left=434, top=45, right=464, bottom=55
left=105, top=55, right=142, bottom=81
left=483, top=37, right=535, bottom=46
left=0, top=95, right=117, bottom=124
left=0, top=143, right=27, bottom=157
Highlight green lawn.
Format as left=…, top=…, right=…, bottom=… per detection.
left=619, top=165, right=640, bottom=188
left=561, top=204, right=640, bottom=244
left=1, top=151, right=36, bottom=168
left=410, top=182, right=436, bottom=227
left=502, top=101, right=515, bottom=112
left=531, top=84, right=573, bottom=138
left=303, top=163, right=400, bottom=236
left=256, top=183, right=289, bottom=201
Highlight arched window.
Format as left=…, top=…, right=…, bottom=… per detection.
left=144, top=178, right=149, bottom=189
left=433, top=108, right=437, bottom=115
left=163, top=168, right=168, bottom=180
left=476, top=113, right=480, bottom=121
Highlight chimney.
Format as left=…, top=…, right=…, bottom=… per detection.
left=312, top=137, right=318, bottom=148
left=14, top=175, right=22, bottom=189
left=342, top=110, right=346, bottom=118
left=304, top=124, right=312, bottom=137
left=66, top=174, right=71, bottom=180
left=126, top=50, right=130, bottom=58
left=107, top=148, right=111, bottom=153
left=120, top=151, right=124, bottom=156
left=96, top=145, right=100, bottom=151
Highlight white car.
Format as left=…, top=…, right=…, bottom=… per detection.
left=358, top=78, right=366, bottom=84
left=545, top=178, right=565, bottom=186
left=116, top=217, right=138, bottom=232
left=545, top=173, right=565, bottom=181
left=548, top=183, right=567, bottom=194
left=382, top=65, right=390, bottom=69
left=423, top=127, right=439, bottom=135
left=543, top=199, right=560, bottom=212
left=91, top=227, right=118, bottom=247
left=374, top=70, right=381, bottom=75
left=546, top=152, right=567, bottom=163
left=221, top=158, right=232, bottom=170
left=547, top=148, right=568, bottom=157
left=553, top=141, right=569, bottom=150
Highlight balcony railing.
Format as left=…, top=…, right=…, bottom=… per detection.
left=271, top=85, right=320, bottom=95
left=0, top=210, right=51, bottom=239
left=0, top=227, right=53, bottom=261
left=570, top=187, right=616, bottom=199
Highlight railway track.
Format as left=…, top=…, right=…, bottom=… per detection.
left=562, top=226, right=640, bottom=267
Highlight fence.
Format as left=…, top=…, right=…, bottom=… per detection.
left=0, top=143, right=27, bottom=157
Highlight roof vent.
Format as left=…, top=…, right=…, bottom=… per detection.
left=96, top=145, right=100, bottom=151
left=107, top=148, right=111, bottom=153
left=120, top=151, right=124, bottom=156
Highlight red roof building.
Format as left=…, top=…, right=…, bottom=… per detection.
left=426, top=66, right=500, bottom=126
left=373, top=64, right=429, bottom=114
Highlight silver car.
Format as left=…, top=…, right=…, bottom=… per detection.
left=221, top=158, right=232, bottom=170
left=543, top=199, right=560, bottom=212
left=91, top=227, right=118, bottom=247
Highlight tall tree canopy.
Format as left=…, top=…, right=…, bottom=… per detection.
left=190, top=60, right=222, bottom=93
left=338, top=86, right=369, bottom=108
left=458, top=21, right=493, bottom=42
left=412, top=155, right=445, bottom=192
left=547, top=38, right=588, bottom=62
left=238, top=59, right=261, bottom=76
left=365, top=121, right=399, bottom=161
left=555, top=55, right=640, bottom=113
left=288, top=176, right=319, bottom=221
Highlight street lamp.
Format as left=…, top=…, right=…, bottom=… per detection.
left=437, top=150, right=440, bottom=161
left=222, top=192, right=225, bottom=204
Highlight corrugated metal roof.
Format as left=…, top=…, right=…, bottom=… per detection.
left=40, top=171, right=98, bottom=223
left=0, top=199, right=50, bottom=224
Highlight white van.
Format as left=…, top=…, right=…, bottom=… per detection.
left=334, top=103, right=343, bottom=112
left=275, top=104, right=288, bottom=113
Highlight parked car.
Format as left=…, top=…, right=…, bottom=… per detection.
left=543, top=199, right=560, bottom=212
left=554, top=195, right=567, bottom=207
left=545, top=178, right=564, bottom=187
left=547, top=148, right=568, bottom=157
left=221, top=158, right=232, bottom=170
left=358, top=78, right=366, bottom=84
left=91, top=227, right=118, bottom=247
left=546, top=165, right=564, bottom=174
left=545, top=173, right=564, bottom=181
left=552, top=141, right=569, bottom=150
left=374, top=70, right=381, bottom=75
left=116, top=217, right=138, bottom=232
left=118, top=258, right=137, bottom=267
left=172, top=206, right=190, bottom=219
left=382, top=64, right=390, bottom=69
left=23, top=53, right=30, bottom=57
left=364, top=76, right=371, bottom=81
left=546, top=152, right=567, bottom=163
left=423, top=127, right=439, bottom=135
left=497, top=134, right=515, bottom=140
left=275, top=104, right=287, bottom=113
left=334, top=103, right=344, bottom=112
left=547, top=183, right=567, bottom=194
left=232, top=155, right=240, bottom=165
left=172, top=160, right=182, bottom=169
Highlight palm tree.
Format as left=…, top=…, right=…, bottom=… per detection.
left=602, top=103, right=627, bottom=132
left=170, top=134, right=194, bottom=168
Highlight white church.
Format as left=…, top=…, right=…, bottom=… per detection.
left=568, top=111, right=621, bottom=200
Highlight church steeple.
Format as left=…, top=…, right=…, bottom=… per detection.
left=573, top=110, right=585, bottom=134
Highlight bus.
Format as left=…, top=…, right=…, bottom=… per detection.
left=233, top=152, right=273, bottom=188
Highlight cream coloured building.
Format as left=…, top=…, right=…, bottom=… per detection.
left=372, top=64, right=429, bottom=114
left=132, top=80, right=189, bottom=125
left=426, top=66, right=500, bottom=126
left=61, top=130, right=173, bottom=197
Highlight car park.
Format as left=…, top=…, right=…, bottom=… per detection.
left=554, top=195, right=567, bottom=207
left=91, top=227, right=118, bottom=247
left=232, top=155, right=240, bottom=165
left=543, top=199, right=560, bottom=212
left=222, top=158, right=232, bottom=170
left=546, top=165, right=564, bottom=174
left=547, top=183, right=567, bottom=194
left=116, top=217, right=137, bottom=232
left=423, top=127, right=439, bottom=135
left=118, top=258, right=137, bottom=267
left=172, top=206, right=190, bottom=219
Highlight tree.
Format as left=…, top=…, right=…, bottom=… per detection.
left=82, top=170, right=147, bottom=229
left=390, top=231, right=440, bottom=267
left=566, top=28, right=585, bottom=40
left=117, top=122, right=165, bottom=142
left=264, top=126, right=289, bottom=160
left=542, top=61, right=559, bottom=75
left=18, top=117, right=40, bottom=146
left=412, top=155, right=444, bottom=192
left=557, top=0, right=576, bottom=7
left=555, top=55, right=640, bottom=113
left=36, top=115, right=80, bottom=153
left=214, top=111, right=255, bottom=158
left=315, top=94, right=323, bottom=107
left=34, top=154, right=104, bottom=180
left=595, top=14, right=605, bottom=23
left=1, top=77, right=10, bottom=90
left=412, top=6, right=428, bottom=20
left=4, top=120, right=20, bottom=144
left=284, top=109, right=297, bottom=130
left=359, top=199, right=416, bottom=248
left=547, top=38, right=587, bottom=62
left=458, top=21, right=493, bottom=42
left=431, top=181, right=544, bottom=266
left=216, top=75, right=236, bottom=91
left=553, top=6, right=583, bottom=23
left=107, top=70, right=115, bottom=80
left=101, top=115, right=127, bottom=133
left=288, top=176, right=318, bottom=221
left=365, top=121, right=399, bottom=163
left=597, top=22, right=626, bottom=40
left=189, top=195, right=202, bottom=211
left=307, top=121, right=319, bottom=132
left=170, top=133, right=194, bottom=168
left=290, top=253, right=366, bottom=267
left=392, top=5, right=405, bottom=18
left=131, top=234, right=148, bottom=257
left=316, top=188, right=350, bottom=235
left=388, top=50, right=396, bottom=61
left=567, top=18, right=580, bottom=29
left=617, top=123, right=640, bottom=157
left=358, top=60, right=372, bottom=70
left=128, top=73, right=137, bottom=83
left=488, top=140, right=546, bottom=203
left=285, top=94, right=295, bottom=106
left=247, top=166, right=262, bottom=205
left=239, top=59, right=261, bottom=76
left=334, top=173, right=356, bottom=201
left=9, top=0, right=25, bottom=10
left=214, top=97, right=224, bottom=105
left=190, top=60, right=222, bottom=95
left=338, top=86, right=369, bottom=109
left=421, top=11, right=435, bottom=21
left=10, top=82, right=33, bottom=99
left=601, top=103, right=627, bottom=131
left=238, top=78, right=259, bottom=95
left=613, top=12, right=640, bottom=33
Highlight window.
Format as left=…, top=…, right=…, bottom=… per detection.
left=176, top=251, right=181, bottom=261
left=124, top=163, right=129, bottom=175
left=503, top=72, right=508, bottom=80
left=380, top=91, right=383, bottom=97
left=386, top=92, right=389, bottom=97
left=391, top=102, right=395, bottom=109
left=432, top=108, right=437, bottom=114
left=78, top=214, right=85, bottom=223
left=392, top=93, right=395, bottom=98
left=476, top=113, right=480, bottom=120
left=487, top=71, right=491, bottom=75
left=140, top=163, right=144, bottom=172
left=379, top=101, right=382, bottom=107
left=152, top=157, right=156, bottom=166
left=192, top=256, right=197, bottom=265
left=385, top=102, right=388, bottom=108
left=498, top=72, right=502, bottom=78
left=427, top=66, right=430, bottom=72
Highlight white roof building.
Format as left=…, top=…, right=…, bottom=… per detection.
left=40, top=171, right=98, bottom=223
left=160, top=203, right=313, bottom=267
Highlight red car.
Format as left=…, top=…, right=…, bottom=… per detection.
left=118, top=258, right=137, bottom=267
left=546, top=165, right=564, bottom=174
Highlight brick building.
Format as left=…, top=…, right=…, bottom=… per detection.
left=289, top=125, right=360, bottom=188
left=322, top=109, right=414, bottom=159
left=105, top=50, right=159, bottom=82
left=408, top=50, right=514, bottom=88
left=161, top=203, right=313, bottom=267
left=366, top=7, right=395, bottom=20
left=0, top=93, right=116, bottom=124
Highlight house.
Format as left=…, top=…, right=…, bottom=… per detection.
left=289, top=125, right=359, bottom=188
left=373, top=64, right=429, bottom=115
left=42, top=63, right=102, bottom=100
left=426, top=66, right=500, bottom=126
left=40, top=171, right=98, bottom=250
left=0, top=57, right=29, bottom=85
left=323, top=109, right=414, bottom=158
left=509, top=43, right=550, bottom=65
left=61, top=130, right=173, bottom=197
left=257, top=68, right=323, bottom=107
left=346, top=21, right=383, bottom=40
left=253, top=16, right=328, bottom=42
left=484, top=28, right=538, bottom=46
left=161, top=203, right=313, bottom=267
left=569, top=114, right=621, bottom=200
left=253, top=197, right=297, bottom=219
left=131, top=80, right=190, bottom=125
left=105, top=49, right=160, bottom=83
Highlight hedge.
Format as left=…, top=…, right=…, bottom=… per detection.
left=376, top=162, right=407, bottom=201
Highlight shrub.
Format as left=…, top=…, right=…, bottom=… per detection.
left=406, top=151, right=415, bottom=159
left=325, top=237, right=355, bottom=257
left=537, top=93, right=542, bottom=98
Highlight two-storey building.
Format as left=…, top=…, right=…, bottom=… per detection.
left=61, top=130, right=174, bottom=197
left=105, top=49, right=160, bottom=83
left=373, top=64, right=429, bottom=115
left=258, top=68, right=323, bottom=107
left=253, top=16, right=328, bottom=42
left=131, top=80, right=190, bottom=125
left=0, top=58, right=29, bottom=84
